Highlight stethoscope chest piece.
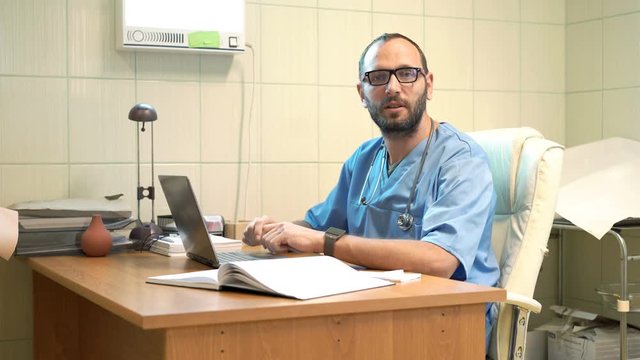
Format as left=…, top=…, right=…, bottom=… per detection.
left=360, top=118, right=436, bottom=232
left=397, top=212, right=414, bottom=231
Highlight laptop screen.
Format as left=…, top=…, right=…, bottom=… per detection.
left=158, top=175, right=220, bottom=267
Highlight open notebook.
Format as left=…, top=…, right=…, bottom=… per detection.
left=146, top=255, right=396, bottom=300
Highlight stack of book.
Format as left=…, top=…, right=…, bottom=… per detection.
left=149, top=236, right=185, bottom=256
left=15, top=217, right=133, bottom=256
left=150, top=234, right=242, bottom=257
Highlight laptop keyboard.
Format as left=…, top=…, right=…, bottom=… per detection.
left=216, top=251, right=259, bottom=263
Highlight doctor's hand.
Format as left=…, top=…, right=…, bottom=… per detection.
left=260, top=222, right=323, bottom=254
left=242, top=216, right=277, bottom=246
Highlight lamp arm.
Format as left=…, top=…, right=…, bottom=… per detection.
left=135, top=123, right=142, bottom=223
left=150, top=121, right=155, bottom=223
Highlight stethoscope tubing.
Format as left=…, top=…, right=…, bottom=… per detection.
left=358, top=118, right=436, bottom=231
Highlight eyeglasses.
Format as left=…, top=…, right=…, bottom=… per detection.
left=362, top=67, right=423, bottom=86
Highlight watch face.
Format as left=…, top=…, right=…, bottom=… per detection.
left=327, top=227, right=346, bottom=238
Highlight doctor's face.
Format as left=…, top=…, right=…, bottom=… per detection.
left=358, top=38, right=433, bottom=137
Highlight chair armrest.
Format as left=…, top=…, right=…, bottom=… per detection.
left=505, top=291, right=542, bottom=313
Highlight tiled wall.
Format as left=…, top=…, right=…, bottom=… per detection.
left=0, top=0, right=568, bottom=358
left=0, top=0, right=566, bottom=223
left=562, top=0, right=640, bottom=328
left=565, top=0, right=640, bottom=146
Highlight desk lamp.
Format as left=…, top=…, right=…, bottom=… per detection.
left=128, top=103, right=162, bottom=244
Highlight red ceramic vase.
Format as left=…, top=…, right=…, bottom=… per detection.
left=81, top=215, right=112, bottom=257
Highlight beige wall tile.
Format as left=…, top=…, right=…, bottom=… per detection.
left=318, top=86, right=374, bottom=162
left=566, top=0, right=602, bottom=23
left=136, top=81, right=201, bottom=163
left=372, top=0, right=423, bottom=15
left=262, top=0, right=317, bottom=6
left=319, top=10, right=371, bottom=86
left=68, top=0, right=135, bottom=78
left=318, top=0, right=370, bottom=11
left=201, top=4, right=261, bottom=84
left=428, top=90, right=474, bottom=131
left=566, top=21, right=602, bottom=92
left=474, top=0, right=520, bottom=21
left=603, top=88, right=640, bottom=141
left=69, top=79, right=137, bottom=163
left=318, top=163, right=342, bottom=203
left=0, top=0, right=66, bottom=76
left=201, top=52, right=256, bottom=84
left=520, top=93, right=565, bottom=145
left=261, top=85, right=318, bottom=162
left=260, top=6, right=317, bottom=84
left=474, top=21, right=521, bottom=91
left=201, top=83, right=261, bottom=163
left=425, top=18, right=473, bottom=90
left=0, top=77, right=68, bottom=163
left=69, top=164, right=138, bottom=222
left=0, top=260, right=32, bottom=340
left=521, top=24, right=565, bottom=93
left=565, top=91, right=602, bottom=146
left=603, top=13, right=640, bottom=88
left=372, top=14, right=424, bottom=50
left=136, top=53, right=200, bottom=81
left=201, top=164, right=240, bottom=220
left=262, top=164, right=318, bottom=220
left=603, top=0, right=640, bottom=16
left=1, top=165, right=68, bottom=206
left=152, top=164, right=201, bottom=220
left=521, top=0, right=565, bottom=24
left=202, top=164, right=262, bottom=222
left=474, top=92, right=521, bottom=130
left=424, top=0, right=472, bottom=18
left=69, top=164, right=136, bottom=199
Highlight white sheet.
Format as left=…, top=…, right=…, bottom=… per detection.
left=556, top=137, right=640, bottom=239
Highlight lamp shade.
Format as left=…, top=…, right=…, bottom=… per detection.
left=128, top=103, right=157, bottom=122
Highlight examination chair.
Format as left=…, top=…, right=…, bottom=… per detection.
left=468, top=127, right=564, bottom=360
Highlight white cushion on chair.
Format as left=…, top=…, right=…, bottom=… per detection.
left=469, top=127, right=563, bottom=360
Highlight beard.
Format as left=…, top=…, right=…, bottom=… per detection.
left=366, top=89, right=428, bottom=137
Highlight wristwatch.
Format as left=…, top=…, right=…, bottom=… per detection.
left=323, top=227, right=346, bottom=257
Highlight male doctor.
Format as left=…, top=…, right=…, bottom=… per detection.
left=243, top=33, right=499, bottom=343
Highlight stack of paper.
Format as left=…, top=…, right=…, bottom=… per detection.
left=150, top=234, right=243, bottom=257
left=150, top=236, right=185, bottom=256
left=359, top=269, right=421, bottom=283
left=210, top=235, right=243, bottom=252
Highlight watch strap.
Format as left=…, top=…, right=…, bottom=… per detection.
left=323, top=227, right=346, bottom=257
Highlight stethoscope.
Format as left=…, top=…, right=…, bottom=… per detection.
left=358, top=119, right=436, bottom=231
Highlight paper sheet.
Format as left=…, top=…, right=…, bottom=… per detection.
left=0, top=207, right=19, bottom=260
left=556, top=137, right=640, bottom=239
left=359, top=269, right=421, bottom=283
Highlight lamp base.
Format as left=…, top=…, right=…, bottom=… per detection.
left=129, top=222, right=163, bottom=249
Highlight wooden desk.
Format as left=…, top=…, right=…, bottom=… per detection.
left=27, top=251, right=505, bottom=360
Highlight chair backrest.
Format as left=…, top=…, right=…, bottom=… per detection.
left=468, top=127, right=564, bottom=359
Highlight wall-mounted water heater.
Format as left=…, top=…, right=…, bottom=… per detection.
left=116, top=0, right=244, bottom=55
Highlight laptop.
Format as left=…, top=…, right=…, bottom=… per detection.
left=158, top=175, right=276, bottom=268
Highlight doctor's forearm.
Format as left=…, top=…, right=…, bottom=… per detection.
left=333, top=236, right=459, bottom=278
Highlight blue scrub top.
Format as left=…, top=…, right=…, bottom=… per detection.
left=305, top=122, right=499, bottom=288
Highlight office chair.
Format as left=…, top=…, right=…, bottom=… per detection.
left=468, top=127, right=564, bottom=360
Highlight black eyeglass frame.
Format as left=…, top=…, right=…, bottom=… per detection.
left=361, top=67, right=425, bottom=86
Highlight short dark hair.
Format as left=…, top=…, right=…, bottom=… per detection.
left=358, top=33, right=429, bottom=80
